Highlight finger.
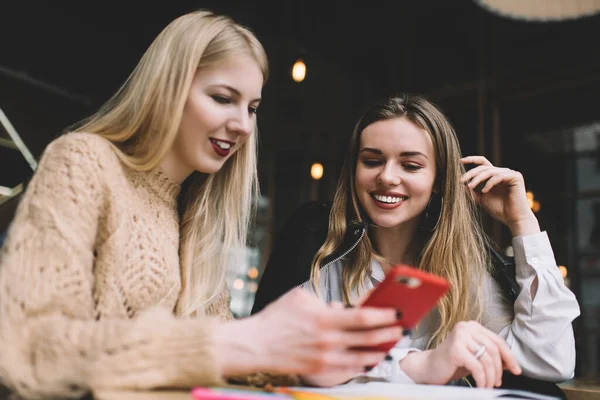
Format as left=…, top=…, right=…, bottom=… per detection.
left=469, top=167, right=514, bottom=193
left=477, top=326, right=522, bottom=376
left=356, top=287, right=376, bottom=306
left=472, top=336, right=503, bottom=387
left=460, top=165, right=493, bottom=184
left=480, top=173, right=509, bottom=194
left=326, top=307, right=398, bottom=330
left=481, top=170, right=525, bottom=194
left=469, top=341, right=499, bottom=388
left=329, top=301, right=345, bottom=310
left=478, top=327, right=520, bottom=375
left=464, top=168, right=498, bottom=192
left=341, top=326, right=403, bottom=348
left=299, top=349, right=386, bottom=375
left=477, top=350, right=496, bottom=388
left=461, top=156, right=493, bottom=167
left=459, top=346, right=488, bottom=388
left=318, top=366, right=366, bottom=377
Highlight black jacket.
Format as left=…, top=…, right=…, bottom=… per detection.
left=251, top=201, right=565, bottom=399
left=252, top=201, right=520, bottom=315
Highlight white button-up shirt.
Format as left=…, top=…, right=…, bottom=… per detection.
left=302, top=232, right=580, bottom=383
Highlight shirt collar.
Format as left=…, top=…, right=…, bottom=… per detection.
left=370, top=258, right=386, bottom=283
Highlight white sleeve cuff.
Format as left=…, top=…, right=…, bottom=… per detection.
left=512, top=231, right=556, bottom=279
left=363, top=347, right=420, bottom=384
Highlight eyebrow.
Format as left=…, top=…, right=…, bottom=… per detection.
left=211, top=84, right=261, bottom=103
left=359, top=147, right=429, bottom=159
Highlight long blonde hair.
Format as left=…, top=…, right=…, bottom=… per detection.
left=311, top=94, right=490, bottom=348
left=72, top=10, right=268, bottom=317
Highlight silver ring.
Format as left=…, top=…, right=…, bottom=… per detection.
left=473, top=344, right=487, bottom=360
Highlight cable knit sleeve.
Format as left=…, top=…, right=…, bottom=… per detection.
left=0, top=134, right=222, bottom=399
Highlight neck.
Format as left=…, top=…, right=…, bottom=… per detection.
left=159, top=150, right=194, bottom=184
left=371, top=219, right=420, bottom=271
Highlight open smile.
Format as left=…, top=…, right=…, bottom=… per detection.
left=370, top=192, right=408, bottom=209
left=209, top=138, right=235, bottom=157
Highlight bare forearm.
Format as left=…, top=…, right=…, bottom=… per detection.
left=215, top=318, right=266, bottom=377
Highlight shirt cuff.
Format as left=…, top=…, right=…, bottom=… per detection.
left=364, top=347, right=419, bottom=384
left=512, top=231, right=557, bottom=279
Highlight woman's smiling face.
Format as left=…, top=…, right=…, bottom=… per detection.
left=354, top=117, right=437, bottom=230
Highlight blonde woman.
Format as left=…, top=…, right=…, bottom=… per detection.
left=0, top=11, right=404, bottom=399
left=253, top=94, right=579, bottom=397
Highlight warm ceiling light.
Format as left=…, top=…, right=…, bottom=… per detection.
left=475, top=0, right=600, bottom=21
left=247, top=267, right=259, bottom=280
left=526, top=191, right=535, bottom=209
left=311, top=163, right=323, bottom=180
left=248, top=282, right=258, bottom=293
left=292, top=59, right=306, bottom=82
left=559, top=266, right=568, bottom=278
left=233, top=278, right=244, bottom=290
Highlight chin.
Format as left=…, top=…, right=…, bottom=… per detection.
left=364, top=208, right=415, bottom=229
left=370, top=217, right=405, bottom=228
left=194, top=161, right=225, bottom=174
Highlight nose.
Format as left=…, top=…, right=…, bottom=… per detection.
left=228, top=107, right=254, bottom=137
left=377, top=162, right=401, bottom=186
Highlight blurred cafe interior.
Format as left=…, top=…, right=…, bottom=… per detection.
left=1, top=0, right=599, bottom=388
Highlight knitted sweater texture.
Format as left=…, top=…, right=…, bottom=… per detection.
left=0, top=133, right=282, bottom=398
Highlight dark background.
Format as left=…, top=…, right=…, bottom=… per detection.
left=1, top=0, right=599, bottom=381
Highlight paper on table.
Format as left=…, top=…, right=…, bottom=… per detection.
left=286, top=381, right=559, bottom=400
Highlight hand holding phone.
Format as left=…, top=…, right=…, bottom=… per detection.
left=359, top=265, right=450, bottom=352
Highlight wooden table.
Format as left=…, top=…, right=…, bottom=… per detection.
left=560, top=386, right=600, bottom=400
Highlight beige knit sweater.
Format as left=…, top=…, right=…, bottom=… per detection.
left=0, top=133, right=289, bottom=399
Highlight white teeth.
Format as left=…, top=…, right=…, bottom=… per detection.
left=373, top=194, right=406, bottom=204
left=212, top=139, right=231, bottom=150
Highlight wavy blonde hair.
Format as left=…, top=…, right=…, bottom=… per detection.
left=72, top=10, right=268, bottom=317
left=311, top=94, right=491, bottom=348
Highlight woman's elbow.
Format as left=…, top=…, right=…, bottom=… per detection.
left=551, top=358, right=575, bottom=382
left=530, top=355, right=575, bottom=382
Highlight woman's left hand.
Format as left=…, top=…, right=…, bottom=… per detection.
left=460, top=156, right=540, bottom=237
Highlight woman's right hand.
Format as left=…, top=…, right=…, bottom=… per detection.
left=400, top=321, right=522, bottom=388
left=217, top=290, right=402, bottom=378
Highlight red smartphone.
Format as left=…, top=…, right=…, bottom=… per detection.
left=359, top=265, right=450, bottom=352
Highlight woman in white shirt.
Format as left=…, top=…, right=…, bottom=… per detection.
left=253, top=94, right=579, bottom=392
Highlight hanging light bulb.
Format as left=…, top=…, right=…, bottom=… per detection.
left=559, top=265, right=568, bottom=279
left=475, top=0, right=600, bottom=22
left=292, top=59, right=306, bottom=82
left=311, top=163, right=323, bottom=180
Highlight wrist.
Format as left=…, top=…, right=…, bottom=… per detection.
left=215, top=317, right=265, bottom=376
left=509, top=212, right=540, bottom=237
left=399, top=350, right=432, bottom=384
